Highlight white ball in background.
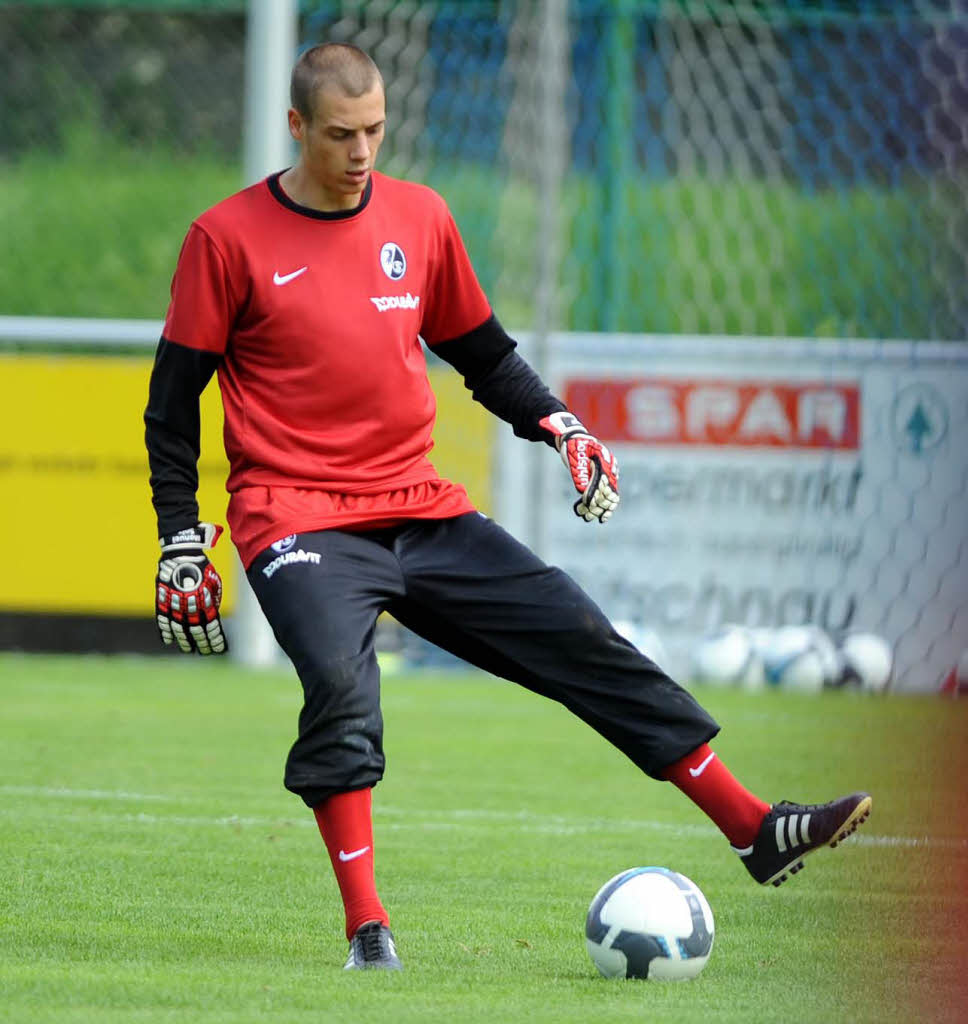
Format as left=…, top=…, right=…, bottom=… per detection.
left=612, top=620, right=670, bottom=670
left=690, top=625, right=763, bottom=689
left=761, top=625, right=842, bottom=693
left=743, top=629, right=775, bottom=692
left=636, top=628, right=671, bottom=671
left=839, top=632, right=894, bottom=693
left=748, top=628, right=775, bottom=655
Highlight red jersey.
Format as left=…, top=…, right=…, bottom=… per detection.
left=162, top=172, right=491, bottom=566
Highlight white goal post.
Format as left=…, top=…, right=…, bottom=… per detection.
left=232, top=0, right=300, bottom=666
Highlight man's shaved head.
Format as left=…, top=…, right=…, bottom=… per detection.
left=291, top=43, right=384, bottom=121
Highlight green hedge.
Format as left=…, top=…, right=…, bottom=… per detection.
left=2, top=140, right=957, bottom=339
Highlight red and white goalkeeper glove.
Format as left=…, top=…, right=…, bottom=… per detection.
left=539, top=411, right=620, bottom=523
left=155, top=522, right=228, bottom=655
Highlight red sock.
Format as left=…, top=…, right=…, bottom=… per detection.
left=662, top=744, right=770, bottom=848
left=313, top=787, right=389, bottom=940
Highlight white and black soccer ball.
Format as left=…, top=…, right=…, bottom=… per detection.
left=838, top=632, right=893, bottom=693
left=690, top=625, right=764, bottom=690
left=585, top=867, right=714, bottom=981
left=761, top=625, right=842, bottom=693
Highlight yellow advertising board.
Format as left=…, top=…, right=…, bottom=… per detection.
left=0, top=353, right=490, bottom=616
left=0, top=354, right=232, bottom=615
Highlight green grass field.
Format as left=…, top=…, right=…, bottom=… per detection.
left=2, top=652, right=967, bottom=1023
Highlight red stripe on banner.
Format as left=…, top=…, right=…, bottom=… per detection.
left=564, top=378, right=861, bottom=450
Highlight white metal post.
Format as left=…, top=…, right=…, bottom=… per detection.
left=244, top=0, right=299, bottom=184
left=232, top=0, right=299, bottom=667
left=529, top=0, right=569, bottom=559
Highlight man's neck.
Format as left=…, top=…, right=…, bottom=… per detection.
left=278, top=166, right=365, bottom=213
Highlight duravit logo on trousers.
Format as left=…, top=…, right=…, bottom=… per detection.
left=262, top=542, right=321, bottom=578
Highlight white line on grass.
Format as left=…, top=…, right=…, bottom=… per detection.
left=0, top=784, right=178, bottom=802
left=1, top=787, right=965, bottom=850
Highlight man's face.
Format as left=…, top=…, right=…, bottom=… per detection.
left=289, top=83, right=386, bottom=210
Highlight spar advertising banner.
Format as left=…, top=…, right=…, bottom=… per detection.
left=497, top=335, right=968, bottom=693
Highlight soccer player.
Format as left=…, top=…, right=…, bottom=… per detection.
left=145, top=43, right=871, bottom=971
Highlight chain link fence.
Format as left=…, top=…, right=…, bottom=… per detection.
left=1, top=0, right=966, bottom=338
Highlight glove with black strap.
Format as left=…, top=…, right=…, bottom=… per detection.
left=155, top=522, right=228, bottom=655
left=539, top=411, right=620, bottom=523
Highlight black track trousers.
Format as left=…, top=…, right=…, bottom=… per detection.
left=246, top=512, right=719, bottom=808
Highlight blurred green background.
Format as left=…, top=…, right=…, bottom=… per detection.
left=2, top=0, right=965, bottom=338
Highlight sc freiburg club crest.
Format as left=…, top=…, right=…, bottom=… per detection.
left=380, top=242, right=406, bottom=281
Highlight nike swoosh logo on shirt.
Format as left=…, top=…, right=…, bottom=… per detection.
left=273, top=266, right=308, bottom=286
left=688, top=752, right=716, bottom=777
left=338, top=845, right=371, bottom=862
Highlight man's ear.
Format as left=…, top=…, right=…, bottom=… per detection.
left=287, top=107, right=305, bottom=142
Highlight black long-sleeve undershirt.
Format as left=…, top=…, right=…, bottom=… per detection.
left=143, top=314, right=565, bottom=536
left=429, top=314, right=566, bottom=443
left=144, top=339, right=220, bottom=537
